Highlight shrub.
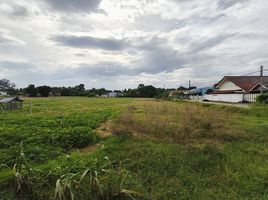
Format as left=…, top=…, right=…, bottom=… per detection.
left=8, top=152, right=143, bottom=200
left=256, top=93, right=268, bottom=104
left=54, top=157, right=142, bottom=200
left=55, top=127, right=96, bottom=150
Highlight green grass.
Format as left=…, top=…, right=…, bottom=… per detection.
left=0, top=97, right=133, bottom=166
left=0, top=98, right=268, bottom=199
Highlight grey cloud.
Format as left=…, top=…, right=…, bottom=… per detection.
left=53, top=35, right=128, bottom=51
left=9, top=5, right=29, bottom=17
left=0, top=35, right=12, bottom=45
left=42, top=0, right=102, bottom=13
left=190, top=14, right=226, bottom=26
left=0, top=61, right=39, bottom=72
left=75, top=53, right=86, bottom=57
left=70, top=37, right=187, bottom=77
left=190, top=33, right=236, bottom=54
left=0, top=33, right=21, bottom=46
left=1, top=0, right=268, bottom=89
left=136, top=48, right=185, bottom=74
left=217, top=0, right=248, bottom=9
left=134, top=14, right=186, bottom=32
left=0, top=62, right=46, bottom=85
left=75, top=63, right=130, bottom=77
left=73, top=37, right=188, bottom=76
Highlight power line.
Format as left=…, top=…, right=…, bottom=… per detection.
left=188, top=66, right=266, bottom=87
left=240, top=70, right=260, bottom=76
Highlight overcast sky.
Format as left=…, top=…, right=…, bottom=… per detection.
left=0, top=0, right=268, bottom=89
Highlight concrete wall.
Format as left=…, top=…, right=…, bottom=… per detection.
left=203, top=93, right=244, bottom=103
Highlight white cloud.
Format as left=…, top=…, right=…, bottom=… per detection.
left=0, top=0, right=268, bottom=89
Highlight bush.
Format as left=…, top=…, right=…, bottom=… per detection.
left=55, top=127, right=96, bottom=150
left=256, top=93, right=268, bottom=104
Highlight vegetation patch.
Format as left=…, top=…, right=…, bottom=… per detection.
left=1, top=98, right=268, bottom=199
left=0, top=97, right=133, bottom=167
left=113, top=100, right=242, bottom=144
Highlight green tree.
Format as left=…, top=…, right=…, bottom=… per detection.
left=137, top=84, right=157, bottom=97
left=75, top=84, right=85, bottom=92
left=0, top=79, right=16, bottom=94
left=37, top=86, right=51, bottom=97
left=25, top=84, right=38, bottom=97
left=60, top=87, right=72, bottom=96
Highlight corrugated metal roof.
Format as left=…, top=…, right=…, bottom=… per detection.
left=0, top=97, right=23, bottom=103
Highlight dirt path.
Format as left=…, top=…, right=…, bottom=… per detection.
left=95, top=119, right=114, bottom=138
left=80, top=119, right=114, bottom=153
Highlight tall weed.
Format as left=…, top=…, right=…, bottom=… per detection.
left=114, top=102, right=234, bottom=143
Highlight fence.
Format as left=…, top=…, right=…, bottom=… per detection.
left=190, top=93, right=260, bottom=103
left=243, top=93, right=258, bottom=102
left=202, top=93, right=260, bottom=103
left=189, top=95, right=203, bottom=101
left=203, top=93, right=243, bottom=103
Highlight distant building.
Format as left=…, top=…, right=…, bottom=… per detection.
left=108, top=92, right=118, bottom=97
left=187, top=86, right=214, bottom=101
left=204, top=76, right=268, bottom=103
left=0, top=97, right=24, bottom=110
left=101, top=92, right=121, bottom=98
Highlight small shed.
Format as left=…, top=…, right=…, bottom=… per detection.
left=0, top=97, right=23, bottom=110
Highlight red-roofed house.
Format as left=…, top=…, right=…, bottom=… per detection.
left=204, top=76, right=268, bottom=103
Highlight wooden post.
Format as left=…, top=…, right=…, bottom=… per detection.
left=30, top=103, right=32, bottom=114
left=260, top=66, right=264, bottom=94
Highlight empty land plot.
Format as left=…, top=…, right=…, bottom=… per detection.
left=0, top=98, right=268, bottom=200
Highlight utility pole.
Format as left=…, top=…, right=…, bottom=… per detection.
left=189, top=80, right=191, bottom=90
left=260, top=66, right=264, bottom=94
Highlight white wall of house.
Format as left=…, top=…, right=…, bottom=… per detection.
left=218, top=81, right=241, bottom=91
left=203, top=93, right=244, bottom=103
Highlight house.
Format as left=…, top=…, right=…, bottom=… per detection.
left=101, top=92, right=121, bottom=98
left=108, top=92, right=118, bottom=97
left=203, top=76, right=268, bottom=103
left=0, top=97, right=23, bottom=110
left=0, top=91, right=7, bottom=96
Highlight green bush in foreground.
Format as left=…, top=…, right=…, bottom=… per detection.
left=3, top=148, right=143, bottom=200
left=256, top=93, right=268, bottom=104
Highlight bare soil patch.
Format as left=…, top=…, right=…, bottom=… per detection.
left=80, top=120, right=113, bottom=153
left=95, top=119, right=114, bottom=138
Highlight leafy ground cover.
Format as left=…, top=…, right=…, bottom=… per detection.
left=0, top=98, right=268, bottom=200
left=0, top=97, right=133, bottom=166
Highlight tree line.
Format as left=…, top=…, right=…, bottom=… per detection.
left=0, top=79, right=175, bottom=98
